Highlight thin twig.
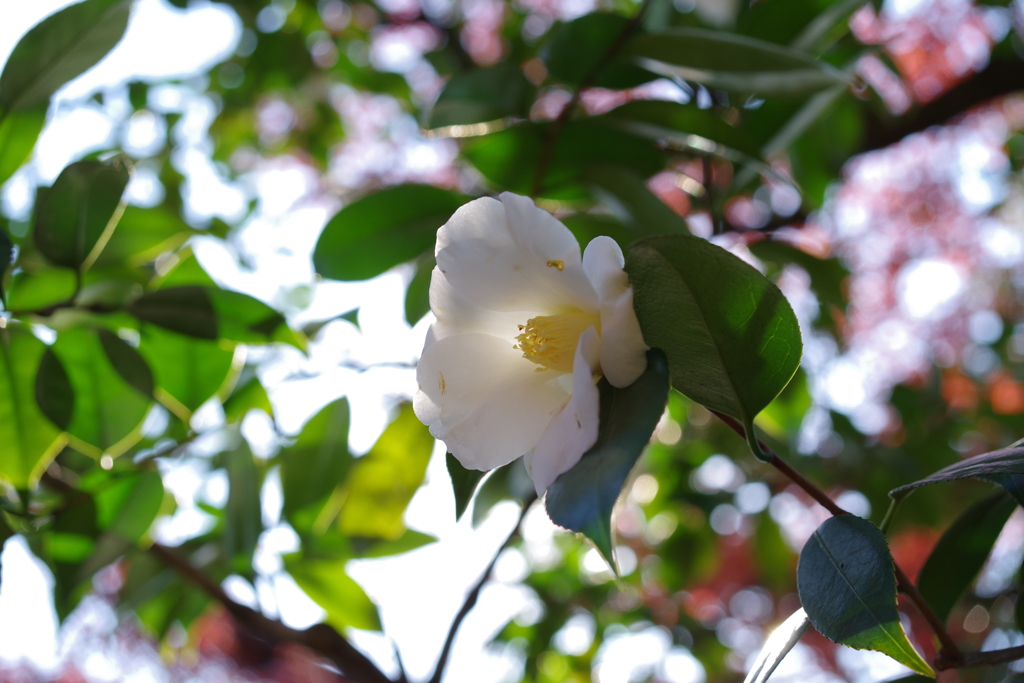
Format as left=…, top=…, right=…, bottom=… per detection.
left=935, top=645, right=1024, bottom=670
left=149, top=543, right=395, bottom=683
left=709, top=411, right=961, bottom=661
left=427, top=494, right=537, bottom=683
left=530, top=0, right=653, bottom=197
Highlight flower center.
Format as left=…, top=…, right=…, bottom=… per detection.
left=515, top=311, right=599, bottom=373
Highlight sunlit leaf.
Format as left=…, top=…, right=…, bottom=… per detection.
left=0, top=107, right=46, bottom=187
left=622, top=28, right=850, bottom=95
left=94, top=206, right=195, bottom=268
left=5, top=267, right=77, bottom=312
left=0, top=0, right=131, bottom=114
left=428, top=63, right=533, bottom=128
left=917, top=489, right=1017, bottom=624
left=0, top=324, right=66, bottom=487
left=222, top=375, right=274, bottom=423
left=338, top=404, right=433, bottom=540
left=284, top=554, right=381, bottom=631
left=798, top=515, right=934, bottom=677
left=42, top=327, right=151, bottom=456
left=405, top=252, right=434, bottom=326
left=314, top=185, right=469, bottom=282
left=546, top=349, right=670, bottom=565
left=280, top=398, right=353, bottom=523
left=626, top=235, right=802, bottom=445
left=33, top=158, right=130, bottom=270
left=138, top=325, right=235, bottom=419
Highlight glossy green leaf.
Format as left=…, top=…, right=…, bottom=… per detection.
left=222, top=375, right=274, bottom=423
left=600, top=100, right=763, bottom=160
left=0, top=107, right=46, bottom=187
left=34, top=158, right=130, bottom=270
left=890, top=445, right=1024, bottom=500
left=622, top=28, right=850, bottom=95
left=447, top=452, right=486, bottom=521
left=0, top=0, right=131, bottom=114
left=545, top=12, right=654, bottom=89
left=313, top=185, right=468, bottom=282
left=6, top=267, right=77, bottom=312
left=744, top=608, right=810, bottom=683
left=0, top=324, right=65, bottom=487
left=45, top=327, right=152, bottom=456
left=338, top=404, right=433, bottom=540
left=128, top=286, right=304, bottom=350
left=284, top=554, right=381, bottom=631
left=748, top=240, right=850, bottom=315
left=224, top=442, right=262, bottom=576
left=463, top=119, right=666, bottom=199
left=428, top=63, right=533, bottom=128
left=583, top=164, right=688, bottom=237
left=798, top=515, right=934, bottom=677
left=626, top=235, right=802, bottom=440
left=280, top=398, right=353, bottom=522
left=138, top=325, right=234, bottom=418
left=405, top=252, right=434, bottom=326
left=545, top=349, right=670, bottom=564
left=94, top=206, right=194, bottom=268
left=917, top=489, right=1017, bottom=624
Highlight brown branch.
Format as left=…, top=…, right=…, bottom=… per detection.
left=709, top=410, right=961, bottom=661
left=427, top=494, right=537, bottom=683
left=149, top=543, right=396, bottom=683
left=935, top=645, right=1024, bottom=671
left=861, top=59, right=1024, bottom=154
left=530, top=0, right=653, bottom=197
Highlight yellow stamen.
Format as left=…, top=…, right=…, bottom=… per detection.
left=514, top=311, right=599, bottom=373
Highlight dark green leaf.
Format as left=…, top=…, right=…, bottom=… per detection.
left=313, top=185, right=469, bottom=282
left=545, top=349, right=670, bottom=564
left=744, top=608, right=810, bottom=683
left=0, top=227, right=11, bottom=307
left=600, top=100, right=763, bottom=160
left=545, top=12, right=654, bottom=88
left=621, top=28, right=850, bottom=95
left=97, top=328, right=155, bottom=398
left=471, top=458, right=535, bottom=527
left=561, top=213, right=638, bottom=252
left=748, top=240, right=850, bottom=314
left=283, top=554, right=381, bottom=631
left=890, top=446, right=1024, bottom=500
left=447, top=452, right=486, bottom=521
left=47, top=327, right=152, bottom=456
left=0, top=0, right=131, bottom=114
left=797, top=516, right=933, bottom=677
left=583, top=164, right=688, bottom=237
left=36, top=347, right=74, bottom=430
left=917, top=489, right=1017, bottom=624
left=224, top=442, right=262, bottom=576
left=128, top=286, right=304, bottom=350
left=463, top=119, right=666, bottom=199
left=626, top=235, right=802, bottom=439
left=34, top=158, right=130, bottom=270
left=138, top=325, right=235, bottom=419
left=404, top=252, right=433, bottom=326
left=428, top=63, right=534, bottom=128
left=338, top=404, right=433, bottom=540
left=0, top=324, right=65, bottom=487
left=280, top=398, right=353, bottom=522
left=0, top=107, right=46, bottom=187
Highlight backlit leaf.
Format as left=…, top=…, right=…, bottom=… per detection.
left=224, top=442, right=262, bottom=576
left=281, top=398, right=353, bottom=523
left=138, top=325, right=235, bottom=419
left=284, top=554, right=381, bottom=631
left=447, top=452, right=486, bottom=521
left=0, top=107, right=46, bottom=187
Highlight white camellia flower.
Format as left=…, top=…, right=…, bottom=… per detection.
left=413, top=192, right=649, bottom=494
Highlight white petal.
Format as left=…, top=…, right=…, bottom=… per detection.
left=425, top=268, right=524, bottom=348
left=415, top=332, right=570, bottom=471
left=582, top=236, right=649, bottom=388
left=524, top=327, right=601, bottom=494
left=435, top=194, right=598, bottom=314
